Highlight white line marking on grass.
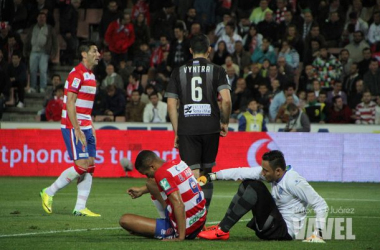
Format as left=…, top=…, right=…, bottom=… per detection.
left=0, top=227, right=120, bottom=238
left=213, top=195, right=380, bottom=202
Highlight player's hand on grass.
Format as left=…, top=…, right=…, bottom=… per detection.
left=220, top=123, right=228, bottom=137
left=75, top=128, right=87, bottom=146
left=127, top=187, right=145, bottom=199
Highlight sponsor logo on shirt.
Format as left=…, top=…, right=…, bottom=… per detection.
left=160, top=178, right=171, bottom=191
left=72, top=78, right=81, bottom=88
left=78, top=153, right=88, bottom=157
left=188, top=208, right=206, bottom=226
left=184, top=104, right=211, bottom=117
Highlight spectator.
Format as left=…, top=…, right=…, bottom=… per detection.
left=304, top=90, right=326, bottom=123
left=269, top=83, right=299, bottom=121
left=151, top=2, right=177, bottom=41
left=300, top=10, right=316, bottom=40
left=318, top=90, right=329, bottom=110
left=24, top=12, right=57, bottom=93
left=298, top=64, right=315, bottom=91
left=312, top=79, right=321, bottom=97
left=256, top=83, right=271, bottom=117
left=343, top=63, right=361, bottom=96
left=354, top=90, right=376, bottom=124
left=304, top=24, right=326, bottom=54
left=272, top=0, right=290, bottom=24
left=99, top=0, right=122, bottom=41
left=278, top=10, right=298, bottom=39
left=363, top=59, right=380, bottom=96
left=339, top=49, right=353, bottom=82
left=376, top=96, right=380, bottom=124
left=266, top=64, right=288, bottom=89
left=285, top=103, right=311, bottom=132
left=231, top=78, right=251, bottom=117
left=185, top=8, right=197, bottom=31
left=358, top=47, right=372, bottom=76
left=344, top=31, right=369, bottom=63
left=125, top=89, right=146, bottom=122
left=141, top=84, right=163, bottom=105
left=59, top=0, right=80, bottom=66
left=251, top=37, right=277, bottom=64
left=101, top=64, right=124, bottom=91
left=146, top=68, right=164, bottom=93
left=349, top=79, right=365, bottom=109
left=215, top=12, right=234, bottom=38
left=346, top=0, right=371, bottom=22
left=275, top=94, right=294, bottom=123
left=312, top=46, right=342, bottom=89
left=189, top=22, right=202, bottom=39
left=278, top=40, right=300, bottom=70
left=104, top=84, right=126, bottom=117
left=143, top=92, right=167, bottom=123
left=8, top=52, right=27, bottom=108
left=271, top=79, right=281, bottom=97
left=367, top=11, right=380, bottom=45
left=322, top=11, right=344, bottom=48
left=126, top=72, right=143, bottom=102
left=318, top=0, right=346, bottom=25
left=132, top=13, right=150, bottom=54
left=92, top=82, right=107, bottom=117
left=342, top=12, right=368, bottom=46
left=29, top=0, right=55, bottom=27
left=215, top=22, right=243, bottom=55
left=0, top=22, right=10, bottom=49
left=243, top=23, right=263, bottom=54
left=257, top=11, right=279, bottom=43
left=297, top=89, right=306, bottom=109
left=45, top=84, right=64, bottom=122
left=11, top=0, right=27, bottom=32
left=93, top=50, right=114, bottom=83
left=150, top=35, right=170, bottom=68
left=105, top=12, right=135, bottom=65
left=327, top=95, right=353, bottom=124
left=222, top=56, right=240, bottom=79
left=3, top=34, right=23, bottom=64
left=232, top=41, right=251, bottom=76
left=0, top=65, right=10, bottom=118
left=303, top=38, right=321, bottom=66
left=283, top=24, right=304, bottom=60
left=212, top=41, right=230, bottom=66
left=131, top=0, right=150, bottom=25
left=118, top=60, right=135, bottom=85
left=133, top=43, right=151, bottom=75
left=167, top=25, right=191, bottom=71
left=238, top=99, right=267, bottom=132
left=249, top=0, right=272, bottom=24
left=226, top=67, right=238, bottom=91
left=38, top=74, right=62, bottom=121
left=237, top=14, right=251, bottom=38
left=245, top=63, right=269, bottom=96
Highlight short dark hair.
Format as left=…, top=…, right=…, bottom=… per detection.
left=262, top=150, right=286, bottom=171
left=149, top=91, right=158, bottom=99
left=131, top=89, right=140, bottom=95
left=12, top=50, right=21, bottom=58
left=225, top=21, right=235, bottom=31
left=190, top=34, right=210, bottom=54
left=55, top=84, right=64, bottom=92
left=284, top=82, right=296, bottom=91
left=319, top=90, right=327, bottom=96
left=286, top=102, right=298, bottom=112
left=135, top=150, right=158, bottom=172
left=52, top=74, right=61, bottom=80
left=78, top=41, right=97, bottom=58
left=332, top=95, right=342, bottom=104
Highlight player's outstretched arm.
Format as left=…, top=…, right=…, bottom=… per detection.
left=163, top=190, right=186, bottom=241
left=167, top=98, right=179, bottom=148
left=219, top=89, right=231, bottom=137
left=127, top=185, right=149, bottom=199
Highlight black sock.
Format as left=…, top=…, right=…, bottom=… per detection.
left=202, top=182, right=213, bottom=211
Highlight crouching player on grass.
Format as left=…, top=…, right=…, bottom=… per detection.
left=198, top=150, right=328, bottom=243
left=119, top=150, right=206, bottom=241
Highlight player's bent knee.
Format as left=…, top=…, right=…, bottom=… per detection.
left=119, top=214, right=134, bottom=230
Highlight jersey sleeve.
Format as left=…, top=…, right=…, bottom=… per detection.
left=286, top=174, right=328, bottom=230
left=155, top=169, right=178, bottom=196
left=165, top=69, right=179, bottom=99
left=66, top=71, right=84, bottom=94
left=216, top=167, right=264, bottom=181
left=217, top=67, right=231, bottom=92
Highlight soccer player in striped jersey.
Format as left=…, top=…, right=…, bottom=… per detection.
left=120, top=150, right=207, bottom=241
left=39, top=41, right=101, bottom=217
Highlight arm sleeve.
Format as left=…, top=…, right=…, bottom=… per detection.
left=155, top=170, right=178, bottom=196
left=66, top=71, right=83, bottom=94
left=217, top=67, right=231, bottom=91
left=286, top=177, right=328, bottom=231
left=165, top=70, right=179, bottom=98
left=216, top=167, right=264, bottom=181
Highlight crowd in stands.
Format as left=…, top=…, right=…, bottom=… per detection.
left=1, top=0, right=380, bottom=128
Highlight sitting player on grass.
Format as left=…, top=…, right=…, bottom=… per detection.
left=119, top=150, right=206, bottom=241
left=197, top=150, right=328, bottom=243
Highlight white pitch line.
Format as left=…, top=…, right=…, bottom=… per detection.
left=213, top=195, right=380, bottom=202
left=2, top=216, right=380, bottom=238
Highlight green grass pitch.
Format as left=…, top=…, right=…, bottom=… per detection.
left=0, top=177, right=379, bottom=250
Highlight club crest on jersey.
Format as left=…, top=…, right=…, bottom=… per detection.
left=72, top=78, right=81, bottom=88
left=160, top=178, right=171, bottom=191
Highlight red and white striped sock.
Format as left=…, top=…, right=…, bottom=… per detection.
left=45, top=166, right=82, bottom=196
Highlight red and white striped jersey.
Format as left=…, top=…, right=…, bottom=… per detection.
left=154, top=159, right=206, bottom=236
left=355, top=101, right=376, bottom=124
left=61, top=63, right=97, bottom=129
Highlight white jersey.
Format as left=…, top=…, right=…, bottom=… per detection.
left=216, top=166, right=328, bottom=238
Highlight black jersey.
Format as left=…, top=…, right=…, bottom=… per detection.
left=166, top=57, right=230, bottom=135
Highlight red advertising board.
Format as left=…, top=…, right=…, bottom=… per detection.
left=0, top=130, right=271, bottom=178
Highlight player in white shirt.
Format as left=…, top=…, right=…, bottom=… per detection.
left=198, top=150, right=328, bottom=243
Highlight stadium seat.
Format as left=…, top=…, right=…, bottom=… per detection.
left=151, top=127, right=168, bottom=130
left=278, top=128, right=285, bottom=132
left=127, top=126, right=148, bottom=130
left=318, top=128, right=329, bottom=133
left=98, top=125, right=119, bottom=130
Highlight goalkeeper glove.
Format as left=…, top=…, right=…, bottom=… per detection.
left=197, top=173, right=217, bottom=186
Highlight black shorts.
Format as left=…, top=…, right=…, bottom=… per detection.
left=178, top=133, right=220, bottom=170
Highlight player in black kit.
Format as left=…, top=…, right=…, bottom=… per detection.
left=165, top=34, right=232, bottom=211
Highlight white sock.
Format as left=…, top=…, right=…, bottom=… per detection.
left=46, top=166, right=80, bottom=196
left=74, top=173, right=93, bottom=211
left=152, top=198, right=166, bottom=218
